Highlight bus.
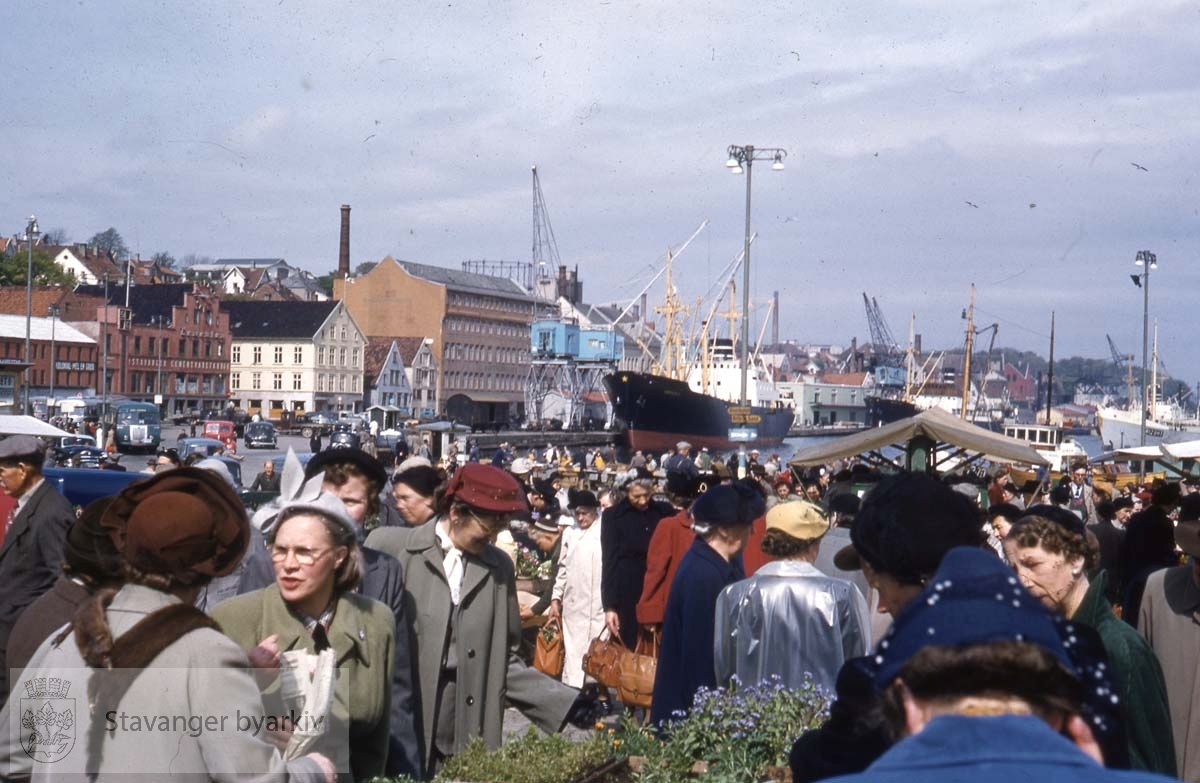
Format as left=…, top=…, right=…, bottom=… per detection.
left=113, top=401, right=162, bottom=453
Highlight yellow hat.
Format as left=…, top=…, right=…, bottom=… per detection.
left=765, top=500, right=830, bottom=540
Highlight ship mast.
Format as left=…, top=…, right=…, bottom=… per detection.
left=960, top=285, right=975, bottom=420
left=654, top=250, right=688, bottom=381
left=1151, top=320, right=1159, bottom=421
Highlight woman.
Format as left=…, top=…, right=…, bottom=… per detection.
left=365, top=463, right=586, bottom=776
left=601, top=477, right=675, bottom=645
left=390, top=464, right=442, bottom=527
left=214, top=486, right=396, bottom=781
left=1005, top=508, right=1176, bottom=775
left=548, top=489, right=606, bottom=687
left=0, top=468, right=335, bottom=781
left=650, top=479, right=766, bottom=727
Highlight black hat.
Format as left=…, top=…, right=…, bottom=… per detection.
left=567, top=488, right=599, bottom=510
left=690, top=479, right=766, bottom=527
left=835, top=472, right=984, bottom=583
left=305, top=448, right=387, bottom=489
left=1021, top=503, right=1086, bottom=539
left=62, top=497, right=122, bottom=585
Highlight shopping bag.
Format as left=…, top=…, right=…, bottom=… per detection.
left=533, top=621, right=565, bottom=677
left=582, top=627, right=624, bottom=688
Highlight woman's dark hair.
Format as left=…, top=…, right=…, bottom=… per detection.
left=270, top=509, right=363, bottom=594
left=1007, top=514, right=1098, bottom=571
left=394, top=465, right=443, bottom=498
left=879, top=640, right=1084, bottom=741
left=761, top=527, right=820, bottom=559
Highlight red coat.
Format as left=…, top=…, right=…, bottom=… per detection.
left=636, top=510, right=693, bottom=625
left=742, top=515, right=776, bottom=576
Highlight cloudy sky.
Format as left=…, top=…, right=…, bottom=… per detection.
left=3, top=1, right=1199, bottom=383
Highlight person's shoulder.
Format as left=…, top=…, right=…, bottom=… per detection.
left=366, top=521, right=431, bottom=555
left=343, top=591, right=396, bottom=627
left=210, top=587, right=270, bottom=625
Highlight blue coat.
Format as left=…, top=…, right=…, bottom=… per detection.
left=823, top=714, right=1176, bottom=783
left=650, top=537, right=744, bottom=727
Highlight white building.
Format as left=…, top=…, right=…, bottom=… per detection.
left=222, top=300, right=365, bottom=417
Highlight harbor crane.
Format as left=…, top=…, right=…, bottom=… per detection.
left=1106, top=334, right=1137, bottom=404
left=862, top=293, right=901, bottom=359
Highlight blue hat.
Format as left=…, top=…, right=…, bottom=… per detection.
left=689, top=479, right=766, bottom=527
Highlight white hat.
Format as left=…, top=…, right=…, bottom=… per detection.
left=676, top=441, right=692, bottom=451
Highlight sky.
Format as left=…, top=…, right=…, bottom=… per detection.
left=3, top=1, right=1199, bottom=382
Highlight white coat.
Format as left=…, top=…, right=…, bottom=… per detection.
left=551, top=519, right=606, bottom=687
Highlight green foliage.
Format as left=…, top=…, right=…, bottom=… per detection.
left=0, top=248, right=75, bottom=286
left=356, top=261, right=378, bottom=275
left=370, top=729, right=613, bottom=783
left=151, top=251, right=177, bottom=269
left=627, top=676, right=831, bottom=783
left=89, top=227, right=128, bottom=259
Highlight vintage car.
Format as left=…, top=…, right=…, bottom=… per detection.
left=243, top=421, right=278, bottom=449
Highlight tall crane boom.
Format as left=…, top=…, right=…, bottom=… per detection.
left=863, top=293, right=901, bottom=356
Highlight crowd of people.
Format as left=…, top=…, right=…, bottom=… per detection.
left=0, top=429, right=1196, bottom=782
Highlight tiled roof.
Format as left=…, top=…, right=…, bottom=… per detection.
left=391, top=336, right=429, bottom=365
left=392, top=258, right=531, bottom=299
left=363, top=336, right=429, bottom=378
left=244, top=280, right=301, bottom=302
left=213, top=258, right=286, bottom=268
left=222, top=300, right=338, bottom=339
left=0, top=313, right=94, bottom=343
left=820, top=372, right=869, bottom=386
left=0, top=286, right=72, bottom=318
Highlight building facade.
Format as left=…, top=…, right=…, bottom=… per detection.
left=0, top=313, right=98, bottom=414
left=223, top=300, right=365, bottom=417
left=334, top=257, right=534, bottom=425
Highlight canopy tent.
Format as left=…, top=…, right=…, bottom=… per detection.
left=0, top=415, right=72, bottom=438
left=788, top=407, right=1051, bottom=474
left=1158, top=440, right=1200, bottom=460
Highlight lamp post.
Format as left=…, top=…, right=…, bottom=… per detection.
left=153, top=315, right=168, bottom=412
left=725, top=145, right=786, bottom=405
left=22, top=215, right=39, bottom=415
left=1134, top=250, right=1157, bottom=447
left=47, top=304, right=59, bottom=410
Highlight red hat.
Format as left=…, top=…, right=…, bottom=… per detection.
left=444, top=463, right=528, bottom=513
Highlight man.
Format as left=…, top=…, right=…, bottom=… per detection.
left=694, top=446, right=713, bottom=471
left=1121, top=481, right=1181, bottom=624
left=1091, top=497, right=1132, bottom=604
left=0, top=436, right=76, bottom=708
left=791, top=472, right=985, bottom=782
left=664, top=441, right=700, bottom=490
left=715, top=501, right=869, bottom=693
left=1138, top=506, right=1200, bottom=782
left=1064, top=461, right=1099, bottom=524
left=825, top=547, right=1168, bottom=783
left=248, top=459, right=281, bottom=492
left=366, top=464, right=588, bottom=775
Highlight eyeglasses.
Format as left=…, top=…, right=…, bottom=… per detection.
left=467, top=509, right=510, bottom=533
left=270, top=546, right=332, bottom=566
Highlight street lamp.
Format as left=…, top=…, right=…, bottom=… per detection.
left=725, top=145, right=786, bottom=405
left=1133, top=250, right=1157, bottom=447
left=22, top=215, right=39, bottom=415
left=47, top=304, right=59, bottom=410
left=151, top=315, right=168, bottom=411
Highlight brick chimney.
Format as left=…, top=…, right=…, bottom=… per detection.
left=338, top=204, right=351, bottom=279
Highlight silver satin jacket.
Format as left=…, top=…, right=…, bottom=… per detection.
left=714, top=560, right=870, bottom=694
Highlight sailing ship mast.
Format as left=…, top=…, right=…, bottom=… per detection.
left=654, top=250, right=688, bottom=381
left=960, top=285, right=975, bottom=420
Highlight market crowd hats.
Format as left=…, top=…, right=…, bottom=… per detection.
left=62, top=497, right=122, bottom=585
left=835, top=472, right=983, bottom=583
left=445, top=462, right=528, bottom=514
left=393, top=464, right=442, bottom=496
left=101, top=467, right=249, bottom=583
left=690, top=478, right=766, bottom=527
left=0, top=434, right=46, bottom=463
left=306, top=446, right=387, bottom=488
left=567, top=488, right=599, bottom=510
left=765, top=500, right=830, bottom=541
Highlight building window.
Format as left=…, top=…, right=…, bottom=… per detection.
left=292, top=373, right=302, bottom=391
left=232, top=372, right=241, bottom=389
left=273, top=372, right=283, bottom=390
left=252, top=346, right=262, bottom=364
left=133, top=336, right=142, bottom=353
left=252, top=372, right=261, bottom=390
left=352, top=348, right=359, bottom=368
left=274, top=346, right=283, bottom=364
left=294, top=346, right=303, bottom=364
left=232, top=345, right=241, bottom=363
left=339, top=348, right=347, bottom=366
left=340, top=326, right=347, bottom=341
left=318, top=347, right=325, bottom=366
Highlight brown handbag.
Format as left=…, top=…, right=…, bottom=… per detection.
left=533, top=621, right=565, bottom=678
left=616, top=628, right=660, bottom=709
left=582, top=628, right=625, bottom=688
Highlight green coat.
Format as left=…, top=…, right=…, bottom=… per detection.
left=1072, top=571, right=1176, bottom=776
left=367, top=522, right=578, bottom=777
left=213, top=585, right=395, bottom=782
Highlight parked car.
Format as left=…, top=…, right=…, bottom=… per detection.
left=50, top=434, right=97, bottom=464
left=243, top=421, right=278, bottom=449
left=52, top=446, right=107, bottom=469
left=178, top=437, right=228, bottom=460
left=328, top=426, right=361, bottom=450
left=202, top=420, right=238, bottom=453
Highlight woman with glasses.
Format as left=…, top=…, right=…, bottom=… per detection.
left=548, top=489, right=606, bottom=687
left=213, top=487, right=399, bottom=781
left=366, top=463, right=585, bottom=777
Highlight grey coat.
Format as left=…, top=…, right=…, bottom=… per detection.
left=0, top=583, right=324, bottom=782
left=367, top=522, right=578, bottom=776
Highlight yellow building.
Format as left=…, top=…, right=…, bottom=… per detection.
left=334, top=257, right=534, bottom=425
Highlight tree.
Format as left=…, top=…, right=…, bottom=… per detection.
left=0, top=248, right=75, bottom=287
left=178, top=254, right=213, bottom=269
left=354, top=261, right=377, bottom=276
left=151, top=251, right=177, bottom=269
left=315, top=272, right=335, bottom=295
left=89, top=227, right=128, bottom=259
left=41, top=227, right=69, bottom=245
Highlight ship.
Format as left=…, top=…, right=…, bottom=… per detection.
left=603, top=245, right=793, bottom=455
left=1095, top=404, right=1200, bottom=450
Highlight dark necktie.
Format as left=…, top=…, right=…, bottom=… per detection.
left=311, top=624, right=331, bottom=652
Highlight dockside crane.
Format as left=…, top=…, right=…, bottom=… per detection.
left=862, top=293, right=902, bottom=361
left=1106, top=334, right=1137, bottom=404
